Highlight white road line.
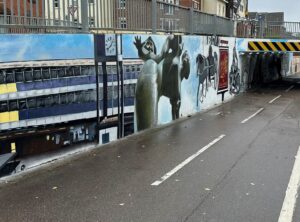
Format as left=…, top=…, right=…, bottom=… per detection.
left=278, top=146, right=300, bottom=222
left=285, top=85, right=295, bottom=92
left=269, top=95, right=282, bottom=104
left=241, top=108, right=264, bottom=124
left=151, top=134, right=226, bottom=186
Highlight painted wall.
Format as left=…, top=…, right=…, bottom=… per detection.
left=122, top=34, right=242, bottom=132
left=2, top=33, right=293, bottom=158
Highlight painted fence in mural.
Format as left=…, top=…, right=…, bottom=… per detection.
left=0, top=33, right=295, bottom=157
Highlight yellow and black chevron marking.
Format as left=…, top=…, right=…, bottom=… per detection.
left=248, top=41, right=300, bottom=52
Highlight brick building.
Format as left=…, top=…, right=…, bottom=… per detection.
left=180, top=0, right=203, bottom=11
left=0, top=0, right=42, bottom=18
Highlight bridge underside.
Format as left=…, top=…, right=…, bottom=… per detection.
left=248, top=41, right=300, bottom=52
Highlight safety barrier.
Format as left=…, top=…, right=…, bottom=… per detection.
left=0, top=0, right=234, bottom=36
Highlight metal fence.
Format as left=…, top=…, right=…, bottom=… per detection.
left=236, top=20, right=300, bottom=39
left=0, top=0, right=235, bottom=36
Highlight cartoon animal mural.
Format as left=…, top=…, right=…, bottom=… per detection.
left=134, top=35, right=190, bottom=131
left=229, top=39, right=242, bottom=94
left=122, top=34, right=244, bottom=132
left=196, top=45, right=219, bottom=105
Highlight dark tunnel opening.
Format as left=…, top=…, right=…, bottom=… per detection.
left=241, top=52, right=287, bottom=89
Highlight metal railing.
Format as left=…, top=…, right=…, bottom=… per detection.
left=236, top=20, right=300, bottom=39
left=0, top=0, right=235, bottom=36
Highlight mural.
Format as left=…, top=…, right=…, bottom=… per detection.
left=2, top=33, right=299, bottom=175
left=1, top=33, right=269, bottom=163
left=0, top=34, right=100, bottom=158
left=122, top=34, right=240, bottom=132
left=133, top=35, right=190, bottom=130
left=196, top=36, right=219, bottom=105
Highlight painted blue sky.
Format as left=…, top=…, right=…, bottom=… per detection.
left=122, top=34, right=166, bottom=59
left=0, top=34, right=94, bottom=63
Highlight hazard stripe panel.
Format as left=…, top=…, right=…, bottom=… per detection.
left=248, top=41, right=300, bottom=52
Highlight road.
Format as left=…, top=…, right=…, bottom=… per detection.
left=1, top=82, right=300, bottom=222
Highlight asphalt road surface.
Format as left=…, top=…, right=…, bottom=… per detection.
left=1, top=82, right=300, bottom=222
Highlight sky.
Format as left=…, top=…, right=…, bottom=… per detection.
left=0, top=34, right=94, bottom=63
left=249, top=0, right=300, bottom=22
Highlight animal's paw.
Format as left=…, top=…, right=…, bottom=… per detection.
left=182, top=50, right=190, bottom=63
left=134, top=36, right=142, bottom=49
left=181, top=50, right=190, bottom=80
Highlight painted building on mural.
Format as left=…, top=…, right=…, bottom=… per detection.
left=0, top=34, right=139, bottom=155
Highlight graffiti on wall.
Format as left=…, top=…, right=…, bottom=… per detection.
left=123, top=34, right=240, bottom=132
left=290, top=54, right=300, bottom=75
left=132, top=35, right=190, bottom=130
left=0, top=33, right=246, bottom=158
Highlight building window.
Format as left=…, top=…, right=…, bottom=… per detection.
left=160, top=2, right=164, bottom=10
left=54, top=0, right=59, bottom=8
left=160, top=0, right=176, bottom=13
left=119, top=17, right=127, bottom=29
left=240, top=5, right=244, bottom=12
left=89, top=17, right=95, bottom=26
left=160, top=18, right=178, bottom=31
left=164, top=5, right=174, bottom=15
left=119, top=0, right=126, bottom=9
left=175, top=0, right=179, bottom=10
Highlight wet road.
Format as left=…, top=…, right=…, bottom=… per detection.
left=1, top=82, right=300, bottom=222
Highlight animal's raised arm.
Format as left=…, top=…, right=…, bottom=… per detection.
left=180, top=50, right=190, bottom=80
left=151, top=35, right=175, bottom=63
left=133, top=35, right=175, bottom=63
left=134, top=36, right=147, bottom=60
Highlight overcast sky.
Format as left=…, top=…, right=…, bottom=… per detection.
left=249, top=0, right=300, bottom=22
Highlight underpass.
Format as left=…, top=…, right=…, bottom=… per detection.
left=1, top=81, right=300, bottom=222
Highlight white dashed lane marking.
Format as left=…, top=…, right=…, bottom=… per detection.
left=278, top=146, right=300, bottom=222
left=241, top=108, right=264, bottom=124
left=151, top=134, right=226, bottom=186
left=269, top=95, right=282, bottom=104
